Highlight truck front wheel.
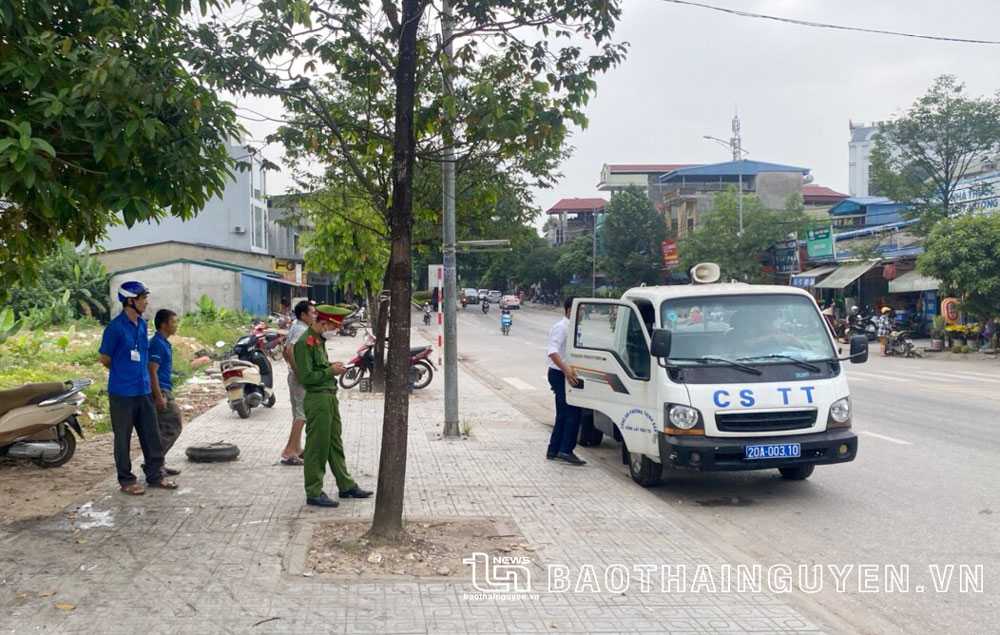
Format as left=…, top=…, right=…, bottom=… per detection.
left=628, top=451, right=662, bottom=487
left=778, top=465, right=815, bottom=480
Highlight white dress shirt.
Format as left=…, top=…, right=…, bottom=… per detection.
left=547, top=316, right=570, bottom=371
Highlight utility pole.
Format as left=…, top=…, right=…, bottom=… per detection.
left=591, top=211, right=597, bottom=295
left=731, top=113, right=744, bottom=236
left=440, top=0, right=460, bottom=438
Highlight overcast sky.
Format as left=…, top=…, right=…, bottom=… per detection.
left=243, top=0, right=1000, bottom=226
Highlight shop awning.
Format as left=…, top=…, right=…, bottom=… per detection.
left=813, top=261, right=879, bottom=289
left=791, top=265, right=838, bottom=288
left=888, top=270, right=940, bottom=294
left=241, top=272, right=311, bottom=288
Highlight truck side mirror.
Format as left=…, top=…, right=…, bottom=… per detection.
left=650, top=329, right=672, bottom=358
left=849, top=335, right=868, bottom=363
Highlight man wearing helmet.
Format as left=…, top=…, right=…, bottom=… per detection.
left=98, top=281, right=177, bottom=495
left=293, top=304, right=372, bottom=507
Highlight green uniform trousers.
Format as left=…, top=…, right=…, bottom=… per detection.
left=303, top=390, right=355, bottom=498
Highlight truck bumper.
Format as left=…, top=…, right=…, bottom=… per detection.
left=657, top=428, right=857, bottom=471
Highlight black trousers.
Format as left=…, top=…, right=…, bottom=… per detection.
left=109, top=393, right=165, bottom=485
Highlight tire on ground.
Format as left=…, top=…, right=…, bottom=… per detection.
left=577, top=411, right=603, bottom=447
left=185, top=442, right=240, bottom=463
left=778, top=465, right=814, bottom=480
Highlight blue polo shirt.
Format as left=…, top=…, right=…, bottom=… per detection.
left=148, top=332, right=173, bottom=392
left=99, top=312, right=151, bottom=397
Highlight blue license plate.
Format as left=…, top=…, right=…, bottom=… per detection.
left=745, top=443, right=801, bottom=460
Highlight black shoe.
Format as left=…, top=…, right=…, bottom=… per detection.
left=306, top=492, right=340, bottom=507
left=164, top=467, right=181, bottom=476
left=546, top=452, right=556, bottom=460
left=556, top=452, right=586, bottom=466
left=338, top=484, right=373, bottom=499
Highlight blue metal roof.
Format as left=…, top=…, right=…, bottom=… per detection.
left=659, top=160, right=810, bottom=182
left=828, top=196, right=906, bottom=215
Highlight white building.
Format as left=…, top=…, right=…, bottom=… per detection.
left=848, top=123, right=878, bottom=197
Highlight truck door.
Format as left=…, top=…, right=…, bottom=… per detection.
left=565, top=299, right=659, bottom=458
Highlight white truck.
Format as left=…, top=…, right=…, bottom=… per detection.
left=566, top=265, right=868, bottom=487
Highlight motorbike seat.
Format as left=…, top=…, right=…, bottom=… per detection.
left=0, top=382, right=67, bottom=419
left=409, top=346, right=429, bottom=356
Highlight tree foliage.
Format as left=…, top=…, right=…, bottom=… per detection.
left=0, top=0, right=241, bottom=294
left=555, top=236, right=593, bottom=282
left=6, top=241, right=111, bottom=326
left=918, top=213, right=1000, bottom=321
left=680, top=190, right=809, bottom=283
left=602, top=186, right=666, bottom=288
left=870, top=75, right=1000, bottom=232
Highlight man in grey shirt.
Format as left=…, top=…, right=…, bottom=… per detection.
left=280, top=300, right=316, bottom=465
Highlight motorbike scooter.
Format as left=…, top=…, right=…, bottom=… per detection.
left=887, top=326, right=922, bottom=358
left=252, top=321, right=286, bottom=361
left=339, top=333, right=435, bottom=390
left=0, top=379, right=89, bottom=467
left=481, top=300, right=490, bottom=315
left=221, top=333, right=276, bottom=418
left=501, top=310, right=512, bottom=336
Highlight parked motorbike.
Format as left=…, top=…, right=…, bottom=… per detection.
left=887, top=327, right=922, bottom=358
left=0, top=379, right=89, bottom=467
left=339, top=333, right=435, bottom=390
left=338, top=310, right=362, bottom=337
left=252, top=321, right=286, bottom=361
left=501, top=311, right=512, bottom=336
left=221, top=333, right=276, bottom=418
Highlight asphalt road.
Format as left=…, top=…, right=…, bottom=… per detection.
left=429, top=302, right=1000, bottom=635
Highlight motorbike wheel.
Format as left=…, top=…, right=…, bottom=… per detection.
left=32, top=431, right=76, bottom=468
left=234, top=398, right=251, bottom=419
left=263, top=393, right=276, bottom=408
left=269, top=347, right=282, bottom=361
left=412, top=361, right=433, bottom=390
left=339, top=366, right=365, bottom=389
left=344, top=325, right=358, bottom=337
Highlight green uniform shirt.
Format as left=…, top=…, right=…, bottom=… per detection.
left=293, top=329, right=338, bottom=391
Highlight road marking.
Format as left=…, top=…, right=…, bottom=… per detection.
left=503, top=377, right=539, bottom=392
left=905, top=370, right=968, bottom=383
left=858, top=430, right=912, bottom=445
left=948, top=370, right=1000, bottom=382
left=845, top=371, right=905, bottom=382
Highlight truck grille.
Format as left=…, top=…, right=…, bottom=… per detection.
left=715, top=409, right=817, bottom=433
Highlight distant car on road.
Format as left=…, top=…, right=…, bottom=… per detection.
left=478, top=288, right=489, bottom=303
left=500, top=295, right=520, bottom=310
left=463, top=288, right=480, bottom=304
left=487, top=290, right=502, bottom=304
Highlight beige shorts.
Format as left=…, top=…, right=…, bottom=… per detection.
left=288, top=375, right=306, bottom=420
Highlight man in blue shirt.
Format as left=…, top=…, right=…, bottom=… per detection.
left=98, top=281, right=177, bottom=495
left=149, top=309, right=183, bottom=476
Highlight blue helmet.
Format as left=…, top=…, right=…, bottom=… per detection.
left=118, top=280, right=150, bottom=304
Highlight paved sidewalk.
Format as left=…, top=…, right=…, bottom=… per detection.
left=1, top=333, right=828, bottom=634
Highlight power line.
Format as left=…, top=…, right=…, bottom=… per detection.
left=658, top=0, right=1000, bottom=45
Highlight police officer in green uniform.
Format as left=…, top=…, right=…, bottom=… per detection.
left=294, top=304, right=373, bottom=507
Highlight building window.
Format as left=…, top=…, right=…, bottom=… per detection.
left=252, top=204, right=267, bottom=250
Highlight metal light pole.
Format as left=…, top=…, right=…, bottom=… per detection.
left=441, top=0, right=460, bottom=438
left=704, top=117, right=748, bottom=236
left=591, top=211, right=597, bottom=295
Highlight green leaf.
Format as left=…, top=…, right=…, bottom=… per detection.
left=32, top=138, right=56, bottom=157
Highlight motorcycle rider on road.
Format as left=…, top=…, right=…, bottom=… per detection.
left=422, top=302, right=431, bottom=325
left=500, top=307, right=512, bottom=334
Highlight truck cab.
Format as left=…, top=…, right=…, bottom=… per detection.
left=565, top=281, right=868, bottom=487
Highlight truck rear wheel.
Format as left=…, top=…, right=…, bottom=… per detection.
left=778, top=465, right=814, bottom=480
left=628, top=451, right=662, bottom=487
left=577, top=412, right=603, bottom=447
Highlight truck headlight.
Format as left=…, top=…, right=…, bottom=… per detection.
left=668, top=405, right=700, bottom=430
left=829, top=397, right=851, bottom=426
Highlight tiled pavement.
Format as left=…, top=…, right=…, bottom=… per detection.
left=0, top=334, right=828, bottom=634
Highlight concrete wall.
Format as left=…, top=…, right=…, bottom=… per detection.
left=99, top=143, right=268, bottom=255
left=756, top=172, right=803, bottom=211
left=109, top=262, right=242, bottom=319
left=95, top=242, right=272, bottom=276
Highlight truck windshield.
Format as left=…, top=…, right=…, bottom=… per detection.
left=660, top=294, right=836, bottom=365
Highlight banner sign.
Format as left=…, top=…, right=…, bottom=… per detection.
left=806, top=227, right=834, bottom=259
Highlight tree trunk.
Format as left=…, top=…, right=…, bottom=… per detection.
left=366, top=0, right=423, bottom=544
left=370, top=263, right=392, bottom=392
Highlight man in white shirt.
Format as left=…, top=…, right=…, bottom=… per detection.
left=280, top=300, right=316, bottom=465
left=546, top=297, right=586, bottom=465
